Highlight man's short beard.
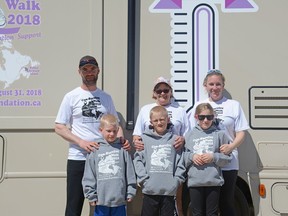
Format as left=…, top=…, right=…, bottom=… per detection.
left=82, top=77, right=97, bottom=87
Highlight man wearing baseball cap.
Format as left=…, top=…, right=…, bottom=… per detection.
left=55, top=55, right=130, bottom=216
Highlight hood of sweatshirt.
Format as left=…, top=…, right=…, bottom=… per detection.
left=142, top=125, right=174, bottom=141
left=95, top=137, right=121, bottom=146
left=194, top=123, right=218, bottom=134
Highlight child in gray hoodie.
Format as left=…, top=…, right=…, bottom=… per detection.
left=176, top=103, right=232, bottom=216
left=133, top=106, right=183, bottom=216
left=82, top=114, right=136, bottom=216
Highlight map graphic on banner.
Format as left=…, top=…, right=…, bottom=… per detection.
left=0, top=40, right=39, bottom=88
left=0, top=2, right=41, bottom=89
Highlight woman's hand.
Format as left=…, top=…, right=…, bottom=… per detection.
left=120, top=137, right=131, bottom=151
left=220, top=144, right=233, bottom=155
left=220, top=130, right=246, bottom=155
left=174, top=136, right=185, bottom=150
left=133, top=135, right=144, bottom=151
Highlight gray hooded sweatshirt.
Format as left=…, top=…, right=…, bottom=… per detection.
left=133, top=127, right=182, bottom=196
left=82, top=138, right=137, bottom=207
left=176, top=124, right=232, bottom=187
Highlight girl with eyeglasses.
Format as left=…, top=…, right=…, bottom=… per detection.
left=187, top=70, right=249, bottom=216
left=176, top=102, right=232, bottom=216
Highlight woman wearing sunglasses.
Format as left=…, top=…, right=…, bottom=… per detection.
left=187, top=69, right=249, bottom=216
left=133, top=76, right=190, bottom=216
left=133, top=76, right=189, bottom=150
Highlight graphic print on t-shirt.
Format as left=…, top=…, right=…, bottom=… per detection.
left=81, top=96, right=104, bottom=122
left=214, top=107, right=223, bottom=116
left=98, top=150, right=122, bottom=180
left=193, top=136, right=214, bottom=154
left=167, top=110, right=175, bottom=130
left=150, top=144, right=173, bottom=173
left=213, top=106, right=224, bottom=128
left=167, top=110, right=173, bottom=120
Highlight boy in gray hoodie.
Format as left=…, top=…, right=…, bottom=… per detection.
left=82, top=114, right=136, bottom=216
left=176, top=103, right=232, bottom=216
left=133, top=106, right=183, bottom=216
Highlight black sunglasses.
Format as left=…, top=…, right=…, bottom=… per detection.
left=155, top=89, right=170, bottom=94
left=198, top=115, right=214, bottom=121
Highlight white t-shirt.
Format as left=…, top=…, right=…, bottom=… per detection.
left=187, top=97, right=249, bottom=170
left=133, top=101, right=190, bottom=137
left=55, top=87, right=118, bottom=160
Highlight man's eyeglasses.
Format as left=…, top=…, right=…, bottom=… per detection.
left=198, top=115, right=214, bottom=121
left=155, top=89, right=170, bottom=94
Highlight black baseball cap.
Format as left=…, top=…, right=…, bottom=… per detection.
left=79, top=55, right=98, bottom=68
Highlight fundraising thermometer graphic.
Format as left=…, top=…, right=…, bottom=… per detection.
left=169, top=3, right=218, bottom=110
left=150, top=0, right=258, bottom=111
